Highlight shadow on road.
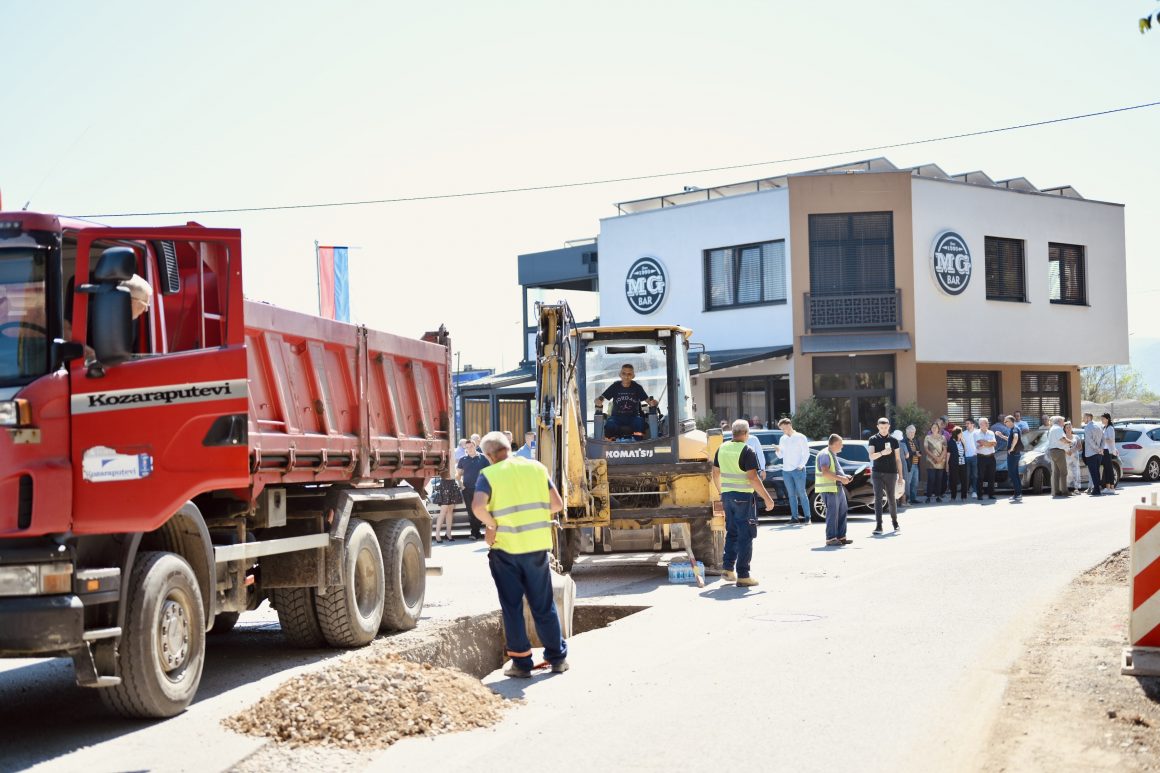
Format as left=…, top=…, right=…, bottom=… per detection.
left=0, top=620, right=346, bottom=772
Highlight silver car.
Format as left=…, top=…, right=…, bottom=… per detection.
left=1016, top=428, right=1121, bottom=494
left=1115, top=424, right=1160, bottom=481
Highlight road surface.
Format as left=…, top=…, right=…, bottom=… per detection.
left=1, top=482, right=1155, bottom=772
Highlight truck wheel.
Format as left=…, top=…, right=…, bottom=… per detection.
left=270, top=587, right=326, bottom=648
left=376, top=520, right=425, bottom=632
left=690, top=520, right=722, bottom=570
left=315, top=518, right=385, bottom=647
left=557, top=527, right=582, bottom=573
left=208, top=612, right=240, bottom=635
left=100, top=552, right=206, bottom=719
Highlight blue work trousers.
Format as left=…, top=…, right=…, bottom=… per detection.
left=823, top=487, right=848, bottom=541
left=604, top=414, right=645, bottom=439
left=721, top=492, right=757, bottom=579
left=488, top=549, right=567, bottom=671
left=783, top=467, right=810, bottom=521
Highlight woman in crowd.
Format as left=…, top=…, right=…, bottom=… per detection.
left=1062, top=421, right=1082, bottom=494
left=1101, top=412, right=1118, bottom=493
left=947, top=427, right=970, bottom=501
left=923, top=421, right=948, bottom=504
left=903, top=425, right=922, bottom=505
left=429, top=472, right=461, bottom=542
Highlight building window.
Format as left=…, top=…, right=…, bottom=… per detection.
left=703, top=240, right=786, bottom=310
left=1048, top=242, right=1087, bottom=305
left=1021, top=372, right=1068, bottom=426
left=709, top=376, right=790, bottom=427
left=946, top=371, right=999, bottom=425
left=807, top=212, right=895, bottom=296
left=811, top=354, right=895, bottom=439
left=984, top=236, right=1026, bottom=302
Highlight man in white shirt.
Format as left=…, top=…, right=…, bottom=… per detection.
left=1044, top=416, right=1070, bottom=497
left=744, top=432, right=767, bottom=483
left=776, top=418, right=812, bottom=524
left=962, top=419, right=979, bottom=499
left=974, top=418, right=997, bottom=500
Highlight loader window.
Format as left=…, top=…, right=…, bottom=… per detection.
left=585, top=341, right=669, bottom=438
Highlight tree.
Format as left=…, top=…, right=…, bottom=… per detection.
left=695, top=410, right=720, bottom=432
left=790, top=398, right=834, bottom=441
left=889, top=401, right=932, bottom=434
left=1080, top=365, right=1160, bottom=403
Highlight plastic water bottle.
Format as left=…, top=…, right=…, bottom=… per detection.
left=667, top=563, right=676, bottom=583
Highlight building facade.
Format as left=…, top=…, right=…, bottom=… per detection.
left=597, top=158, right=1128, bottom=436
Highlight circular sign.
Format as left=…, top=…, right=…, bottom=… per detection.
left=625, top=257, right=667, bottom=314
left=931, top=231, right=972, bottom=295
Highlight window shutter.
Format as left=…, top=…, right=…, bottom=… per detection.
left=762, top=241, right=786, bottom=302
left=946, top=371, right=997, bottom=424
left=808, top=212, right=894, bottom=296
left=1048, top=243, right=1086, bottom=305
left=737, top=246, right=762, bottom=304
left=984, top=237, right=1026, bottom=302
left=707, top=248, right=734, bottom=308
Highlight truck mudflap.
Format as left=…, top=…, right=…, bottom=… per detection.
left=0, top=594, right=84, bottom=655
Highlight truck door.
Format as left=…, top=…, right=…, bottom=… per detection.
left=67, top=227, right=249, bottom=534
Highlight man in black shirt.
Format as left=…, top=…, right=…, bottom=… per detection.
left=867, top=416, right=903, bottom=534
left=596, top=364, right=657, bottom=440
left=456, top=440, right=491, bottom=540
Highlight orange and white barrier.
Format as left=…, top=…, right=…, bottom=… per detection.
left=1122, top=496, right=1160, bottom=676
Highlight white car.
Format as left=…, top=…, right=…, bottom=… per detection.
left=1115, top=424, right=1160, bottom=482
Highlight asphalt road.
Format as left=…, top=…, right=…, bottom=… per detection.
left=1, top=482, right=1156, bottom=772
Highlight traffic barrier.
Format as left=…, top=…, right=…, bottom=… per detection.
left=1122, top=493, right=1160, bottom=676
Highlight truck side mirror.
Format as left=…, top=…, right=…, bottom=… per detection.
left=52, top=339, right=86, bottom=370
left=80, top=247, right=136, bottom=367
left=697, top=353, right=712, bottom=373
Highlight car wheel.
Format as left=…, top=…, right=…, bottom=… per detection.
left=1029, top=468, right=1048, bottom=496
left=811, top=491, right=826, bottom=522
left=1145, top=457, right=1160, bottom=482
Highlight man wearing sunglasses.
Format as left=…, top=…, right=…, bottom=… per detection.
left=867, top=416, right=903, bottom=534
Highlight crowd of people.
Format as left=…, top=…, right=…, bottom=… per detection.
left=430, top=430, right=537, bottom=543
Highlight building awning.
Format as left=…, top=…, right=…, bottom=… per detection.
left=458, top=364, right=535, bottom=396
left=799, top=332, right=912, bottom=355
left=690, top=345, right=794, bottom=374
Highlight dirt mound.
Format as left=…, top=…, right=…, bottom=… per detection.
left=224, top=653, right=507, bottom=749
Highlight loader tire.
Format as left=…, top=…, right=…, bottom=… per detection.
left=270, top=587, right=326, bottom=648
left=558, top=527, right=582, bottom=573
left=100, top=552, right=206, bottom=719
left=375, top=519, right=425, bottom=632
left=315, top=518, right=385, bottom=647
left=690, top=519, right=723, bottom=571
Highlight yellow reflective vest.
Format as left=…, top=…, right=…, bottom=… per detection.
left=717, top=441, right=753, bottom=495
left=482, top=456, right=555, bottom=554
left=815, top=449, right=840, bottom=494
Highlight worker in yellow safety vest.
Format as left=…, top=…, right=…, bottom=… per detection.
left=815, top=433, right=854, bottom=548
left=712, top=419, right=775, bottom=587
left=471, top=430, right=569, bottom=678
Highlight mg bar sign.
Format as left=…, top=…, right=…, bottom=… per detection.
left=931, top=231, right=972, bottom=296
left=625, top=257, right=667, bottom=314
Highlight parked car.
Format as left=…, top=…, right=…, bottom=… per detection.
left=1115, top=424, right=1160, bottom=481
left=1013, top=428, right=1121, bottom=494
left=760, top=441, right=882, bottom=522
left=723, top=429, right=784, bottom=447
left=1113, top=418, right=1160, bottom=429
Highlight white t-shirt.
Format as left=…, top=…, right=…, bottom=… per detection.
left=962, top=429, right=978, bottom=457
left=745, top=435, right=766, bottom=474
left=975, top=430, right=996, bottom=456
left=777, top=431, right=811, bottom=471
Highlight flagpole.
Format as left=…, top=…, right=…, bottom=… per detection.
left=314, top=240, right=321, bottom=317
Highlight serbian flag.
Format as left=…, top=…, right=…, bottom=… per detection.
left=316, top=245, right=350, bottom=322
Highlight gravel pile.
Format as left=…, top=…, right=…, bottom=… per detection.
left=224, top=654, right=506, bottom=749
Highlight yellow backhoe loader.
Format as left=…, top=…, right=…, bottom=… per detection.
left=533, top=302, right=725, bottom=572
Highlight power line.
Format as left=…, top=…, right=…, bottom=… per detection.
left=71, top=99, right=1160, bottom=219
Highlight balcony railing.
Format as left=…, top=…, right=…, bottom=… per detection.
left=804, top=289, right=902, bottom=332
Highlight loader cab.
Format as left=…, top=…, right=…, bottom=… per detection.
left=578, top=326, right=695, bottom=465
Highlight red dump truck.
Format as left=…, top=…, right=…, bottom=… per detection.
left=0, top=210, right=451, bottom=718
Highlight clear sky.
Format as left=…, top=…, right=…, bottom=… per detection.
left=2, top=1, right=1157, bottom=374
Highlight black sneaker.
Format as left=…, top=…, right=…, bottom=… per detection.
left=892, top=523, right=900, bottom=532
left=872, top=527, right=884, bottom=535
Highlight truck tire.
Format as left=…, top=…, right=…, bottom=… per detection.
left=99, top=552, right=206, bottom=719
left=315, top=518, right=385, bottom=647
left=208, top=612, right=240, bottom=635
left=557, top=527, right=582, bottom=574
left=376, top=519, right=425, bottom=632
left=690, top=520, right=723, bottom=570
left=270, top=587, right=326, bottom=648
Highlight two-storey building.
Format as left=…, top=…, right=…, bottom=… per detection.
left=597, top=158, right=1128, bottom=436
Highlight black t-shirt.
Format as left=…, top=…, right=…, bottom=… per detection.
left=457, top=454, right=490, bottom=489
left=713, top=444, right=760, bottom=472
left=600, top=381, right=649, bottom=416
left=867, top=433, right=900, bottom=473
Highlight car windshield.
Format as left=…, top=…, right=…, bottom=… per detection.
left=0, top=249, right=50, bottom=386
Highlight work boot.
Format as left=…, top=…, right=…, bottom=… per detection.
left=721, top=570, right=737, bottom=582
left=736, top=577, right=759, bottom=587
left=504, top=665, right=533, bottom=679
left=825, top=538, right=842, bottom=546
left=551, top=660, right=570, bottom=674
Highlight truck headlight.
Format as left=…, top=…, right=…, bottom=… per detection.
left=0, top=399, right=31, bottom=427
left=0, top=563, right=73, bottom=596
